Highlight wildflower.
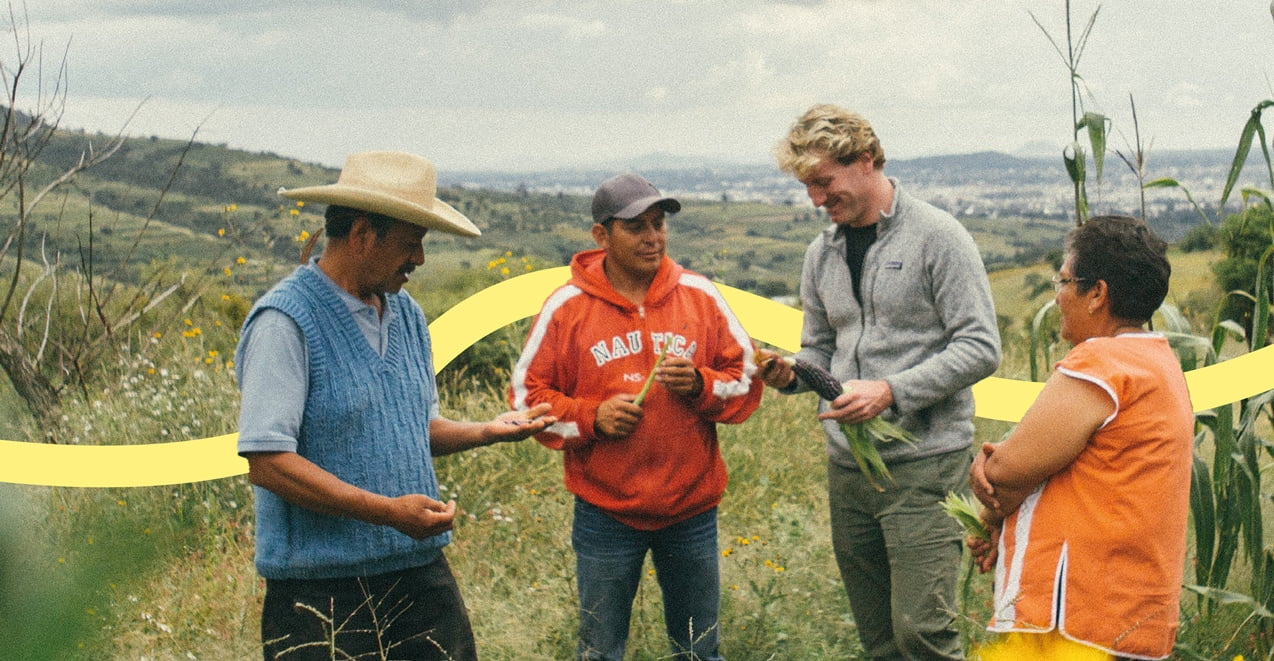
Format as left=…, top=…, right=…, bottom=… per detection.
left=296, top=201, right=305, bottom=208
left=153, top=332, right=163, bottom=339
left=290, top=208, right=300, bottom=216
left=236, top=256, right=246, bottom=265
left=217, top=228, right=225, bottom=237
left=297, top=230, right=310, bottom=242
left=722, top=548, right=734, bottom=558
left=500, top=266, right=510, bottom=276
left=223, top=267, right=233, bottom=277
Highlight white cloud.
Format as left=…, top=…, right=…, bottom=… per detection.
left=20, top=1, right=1274, bottom=170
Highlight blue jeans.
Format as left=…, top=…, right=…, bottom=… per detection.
left=572, top=498, right=723, bottom=661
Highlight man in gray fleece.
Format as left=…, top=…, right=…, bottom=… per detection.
left=758, top=104, right=1000, bottom=660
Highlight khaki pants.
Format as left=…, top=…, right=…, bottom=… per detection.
left=828, top=450, right=970, bottom=661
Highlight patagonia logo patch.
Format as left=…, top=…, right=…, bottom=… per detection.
left=884, top=260, right=903, bottom=270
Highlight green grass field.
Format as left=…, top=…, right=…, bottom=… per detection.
left=0, top=245, right=1259, bottom=660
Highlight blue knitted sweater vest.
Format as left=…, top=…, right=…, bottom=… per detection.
left=245, top=265, right=446, bottom=579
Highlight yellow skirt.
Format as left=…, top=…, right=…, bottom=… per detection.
left=971, top=631, right=1115, bottom=661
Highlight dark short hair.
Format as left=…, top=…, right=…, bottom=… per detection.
left=324, top=205, right=398, bottom=239
left=1065, top=215, right=1170, bottom=323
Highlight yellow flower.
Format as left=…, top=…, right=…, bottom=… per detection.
left=221, top=294, right=231, bottom=301
left=296, top=201, right=305, bottom=207
left=296, top=230, right=311, bottom=242
left=290, top=209, right=300, bottom=216
left=505, top=250, right=512, bottom=257
left=208, top=350, right=219, bottom=358
left=236, top=256, right=246, bottom=265
left=152, top=332, right=162, bottom=339
left=224, top=267, right=233, bottom=277
left=500, top=266, right=510, bottom=276
left=217, top=228, right=226, bottom=237
left=184, top=319, right=193, bottom=326
left=722, top=548, right=734, bottom=557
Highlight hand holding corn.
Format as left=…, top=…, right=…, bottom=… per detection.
left=594, top=394, right=642, bottom=439
left=756, top=353, right=917, bottom=491
left=654, top=355, right=703, bottom=399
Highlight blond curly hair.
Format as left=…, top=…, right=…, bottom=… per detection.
left=775, top=104, right=886, bottom=178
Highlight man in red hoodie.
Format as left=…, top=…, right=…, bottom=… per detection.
left=511, top=172, right=764, bottom=660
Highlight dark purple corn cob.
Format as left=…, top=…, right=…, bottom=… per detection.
left=788, top=358, right=844, bottom=401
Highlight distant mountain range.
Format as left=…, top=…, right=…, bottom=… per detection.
left=444, top=147, right=1269, bottom=208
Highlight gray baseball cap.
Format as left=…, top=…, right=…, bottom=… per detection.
left=590, top=172, right=681, bottom=224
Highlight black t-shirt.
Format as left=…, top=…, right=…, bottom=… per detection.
left=839, top=223, right=878, bottom=305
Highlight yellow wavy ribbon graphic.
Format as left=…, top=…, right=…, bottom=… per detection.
left=1, top=265, right=1269, bottom=487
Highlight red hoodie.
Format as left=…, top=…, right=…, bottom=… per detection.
left=510, top=249, right=763, bottom=530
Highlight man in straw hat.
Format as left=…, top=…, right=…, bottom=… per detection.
left=510, top=172, right=763, bottom=660
left=235, top=151, right=555, bottom=660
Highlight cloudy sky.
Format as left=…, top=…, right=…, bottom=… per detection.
left=19, top=1, right=1274, bottom=173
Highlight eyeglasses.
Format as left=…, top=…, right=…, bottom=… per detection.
left=1050, top=276, right=1090, bottom=292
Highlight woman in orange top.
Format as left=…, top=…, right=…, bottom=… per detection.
left=968, top=215, right=1194, bottom=660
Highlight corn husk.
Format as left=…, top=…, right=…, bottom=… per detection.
left=634, top=341, right=670, bottom=406
left=942, top=491, right=990, bottom=541
left=840, top=417, right=917, bottom=491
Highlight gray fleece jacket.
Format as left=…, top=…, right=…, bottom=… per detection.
left=793, top=179, right=1001, bottom=469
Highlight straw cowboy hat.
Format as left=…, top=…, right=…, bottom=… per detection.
left=278, top=151, right=481, bottom=237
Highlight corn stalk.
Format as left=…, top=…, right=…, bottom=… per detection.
left=1031, top=0, right=1105, bottom=227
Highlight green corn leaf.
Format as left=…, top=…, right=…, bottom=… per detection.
left=1079, top=111, right=1109, bottom=182
left=838, top=417, right=917, bottom=492
left=942, top=492, right=990, bottom=542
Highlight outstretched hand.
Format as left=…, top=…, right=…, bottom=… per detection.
left=755, top=349, right=795, bottom=389
left=483, top=402, right=557, bottom=445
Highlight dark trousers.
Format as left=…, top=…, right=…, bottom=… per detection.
left=261, top=553, right=477, bottom=661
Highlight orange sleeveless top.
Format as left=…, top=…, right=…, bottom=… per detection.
left=990, top=334, right=1193, bottom=659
